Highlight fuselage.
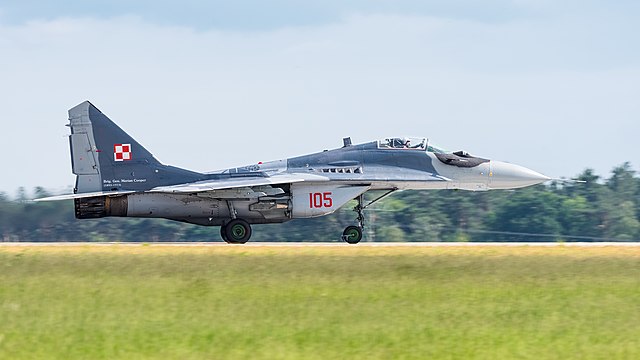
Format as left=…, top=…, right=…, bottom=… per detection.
left=221, top=139, right=549, bottom=192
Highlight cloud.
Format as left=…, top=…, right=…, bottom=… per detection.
left=0, top=1, right=539, bottom=30
left=0, top=12, right=638, bottom=192
left=3, top=1, right=638, bottom=30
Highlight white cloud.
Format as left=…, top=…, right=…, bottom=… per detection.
left=0, top=13, right=638, bottom=193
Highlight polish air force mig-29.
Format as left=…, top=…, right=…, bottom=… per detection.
left=37, top=101, right=551, bottom=244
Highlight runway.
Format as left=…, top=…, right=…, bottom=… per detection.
left=2, top=242, right=640, bottom=247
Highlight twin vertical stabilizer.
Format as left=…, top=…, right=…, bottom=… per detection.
left=68, top=101, right=202, bottom=194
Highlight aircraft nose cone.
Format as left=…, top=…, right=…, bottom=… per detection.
left=490, top=161, right=550, bottom=189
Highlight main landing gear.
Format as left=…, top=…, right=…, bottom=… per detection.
left=220, top=201, right=252, bottom=244
left=220, top=218, right=252, bottom=244
left=341, top=189, right=396, bottom=244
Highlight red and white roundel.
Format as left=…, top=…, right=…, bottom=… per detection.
left=114, top=144, right=132, bottom=162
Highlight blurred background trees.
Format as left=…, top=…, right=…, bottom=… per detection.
left=1, top=164, right=638, bottom=242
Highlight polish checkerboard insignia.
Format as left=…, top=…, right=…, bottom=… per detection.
left=114, top=144, right=132, bottom=162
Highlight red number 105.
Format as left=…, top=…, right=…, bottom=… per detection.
left=309, top=192, right=333, bottom=208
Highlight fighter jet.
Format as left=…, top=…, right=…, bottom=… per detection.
left=37, top=101, right=550, bottom=244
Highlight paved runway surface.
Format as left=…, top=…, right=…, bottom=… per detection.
left=2, top=242, right=640, bottom=247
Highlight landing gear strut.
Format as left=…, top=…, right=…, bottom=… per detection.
left=341, top=189, right=397, bottom=244
left=220, top=219, right=252, bottom=244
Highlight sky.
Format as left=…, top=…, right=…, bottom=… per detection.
left=1, top=1, right=638, bottom=195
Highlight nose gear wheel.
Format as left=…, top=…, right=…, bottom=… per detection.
left=342, top=225, right=363, bottom=244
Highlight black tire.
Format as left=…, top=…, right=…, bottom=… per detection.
left=342, top=226, right=363, bottom=244
left=224, top=219, right=252, bottom=244
left=220, top=225, right=230, bottom=243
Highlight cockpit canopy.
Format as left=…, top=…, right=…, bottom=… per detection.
left=378, top=137, right=427, bottom=150
left=378, top=137, right=449, bottom=154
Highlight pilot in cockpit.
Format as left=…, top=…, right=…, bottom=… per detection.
left=387, top=137, right=424, bottom=149
left=404, top=139, right=424, bottom=149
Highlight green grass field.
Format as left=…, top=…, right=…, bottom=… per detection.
left=1, top=245, right=639, bottom=359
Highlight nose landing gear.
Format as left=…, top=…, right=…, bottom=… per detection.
left=341, top=194, right=365, bottom=244
left=341, top=189, right=397, bottom=244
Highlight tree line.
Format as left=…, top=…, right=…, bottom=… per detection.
left=1, top=163, right=638, bottom=242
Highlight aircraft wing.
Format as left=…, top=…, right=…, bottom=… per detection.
left=33, top=190, right=137, bottom=202
left=149, top=172, right=329, bottom=193
left=34, top=173, right=329, bottom=201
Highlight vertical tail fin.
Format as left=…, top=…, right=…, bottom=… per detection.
left=68, top=101, right=202, bottom=193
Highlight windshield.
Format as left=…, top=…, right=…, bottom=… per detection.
left=426, top=143, right=448, bottom=154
